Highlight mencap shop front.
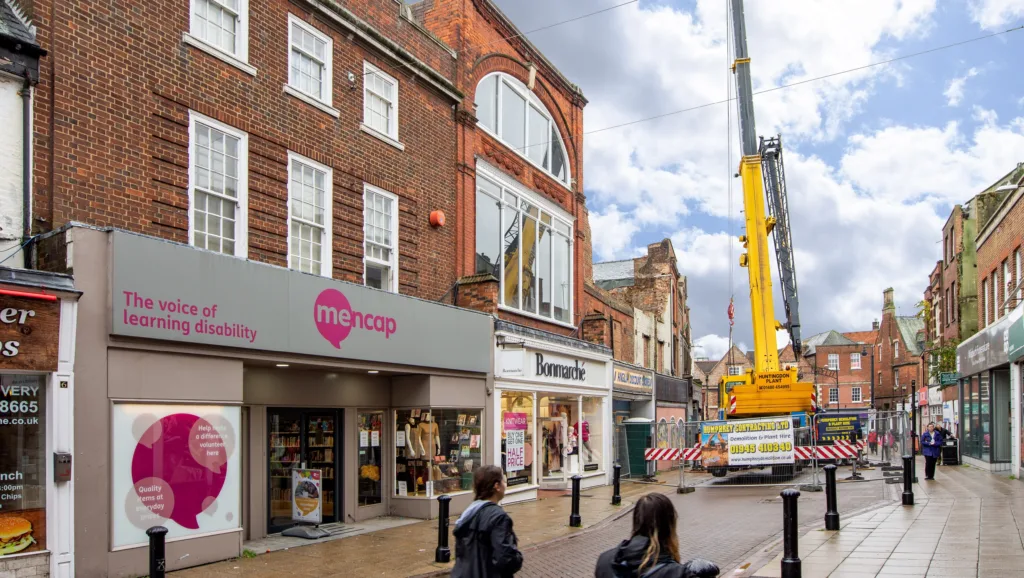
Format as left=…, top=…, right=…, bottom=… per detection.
left=70, top=228, right=491, bottom=576
left=493, top=320, right=611, bottom=502
left=956, top=305, right=1022, bottom=472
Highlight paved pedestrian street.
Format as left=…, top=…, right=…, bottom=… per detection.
left=748, top=458, right=1024, bottom=578
left=168, top=460, right=1024, bottom=577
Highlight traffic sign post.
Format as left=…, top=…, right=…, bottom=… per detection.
left=939, top=372, right=959, bottom=386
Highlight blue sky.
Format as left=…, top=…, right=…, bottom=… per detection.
left=493, top=0, right=1024, bottom=360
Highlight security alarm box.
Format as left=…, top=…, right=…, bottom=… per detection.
left=54, top=452, right=72, bottom=482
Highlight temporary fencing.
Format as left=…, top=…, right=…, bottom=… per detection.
left=637, top=411, right=913, bottom=491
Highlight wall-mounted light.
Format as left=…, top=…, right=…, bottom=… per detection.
left=430, top=210, right=446, bottom=227
left=368, top=370, right=380, bottom=374
left=276, top=363, right=289, bottom=368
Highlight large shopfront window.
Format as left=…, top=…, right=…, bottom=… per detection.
left=961, top=370, right=1011, bottom=463
left=112, top=403, right=241, bottom=547
left=500, top=390, right=606, bottom=490
left=0, top=374, right=45, bottom=556
left=501, top=392, right=535, bottom=487
left=395, top=409, right=482, bottom=498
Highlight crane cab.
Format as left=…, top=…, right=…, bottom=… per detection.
left=718, top=367, right=815, bottom=419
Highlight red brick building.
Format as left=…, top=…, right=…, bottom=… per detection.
left=874, top=288, right=926, bottom=411
left=976, top=169, right=1024, bottom=327
left=802, top=330, right=872, bottom=411
left=30, top=0, right=463, bottom=297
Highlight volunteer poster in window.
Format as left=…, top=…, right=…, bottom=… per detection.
left=112, top=404, right=241, bottom=548
left=700, top=417, right=794, bottom=467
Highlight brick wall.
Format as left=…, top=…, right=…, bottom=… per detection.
left=581, top=282, right=634, bottom=362
left=810, top=344, right=873, bottom=410
left=421, top=0, right=590, bottom=337
left=977, top=190, right=1024, bottom=327
left=31, top=0, right=461, bottom=300
left=0, top=552, right=49, bottom=577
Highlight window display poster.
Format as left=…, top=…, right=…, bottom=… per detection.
left=0, top=374, right=45, bottom=556
left=504, top=412, right=527, bottom=472
left=291, top=469, right=322, bottom=524
left=700, top=417, right=794, bottom=468
left=360, top=430, right=369, bottom=447
left=371, top=430, right=380, bottom=447
left=112, top=404, right=241, bottom=548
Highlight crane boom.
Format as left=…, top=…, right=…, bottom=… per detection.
left=717, top=0, right=814, bottom=421
left=729, top=0, right=781, bottom=372
left=760, top=136, right=803, bottom=356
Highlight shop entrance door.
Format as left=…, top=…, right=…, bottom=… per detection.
left=539, top=416, right=568, bottom=489
left=267, top=408, right=342, bottom=534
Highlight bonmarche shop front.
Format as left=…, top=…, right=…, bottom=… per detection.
left=65, top=228, right=492, bottom=576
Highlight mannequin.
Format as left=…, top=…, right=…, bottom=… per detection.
left=573, top=413, right=591, bottom=462
left=417, top=413, right=441, bottom=458
left=562, top=411, right=577, bottom=456
left=404, top=418, right=418, bottom=459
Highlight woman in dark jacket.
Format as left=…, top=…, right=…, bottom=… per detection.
left=451, top=465, right=523, bottom=578
left=595, top=493, right=688, bottom=578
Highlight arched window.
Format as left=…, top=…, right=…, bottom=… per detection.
left=475, top=72, right=570, bottom=185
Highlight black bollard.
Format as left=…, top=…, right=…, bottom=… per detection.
left=823, top=464, right=839, bottom=531
left=681, top=558, right=721, bottom=577
left=435, top=495, right=452, bottom=563
left=611, top=464, right=622, bottom=506
left=147, top=526, right=168, bottom=578
left=569, top=475, right=582, bottom=527
left=781, top=489, right=801, bottom=578
left=902, top=455, right=914, bottom=506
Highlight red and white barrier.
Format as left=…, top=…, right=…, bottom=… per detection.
left=794, top=444, right=858, bottom=460
left=644, top=445, right=702, bottom=461
left=834, top=439, right=867, bottom=451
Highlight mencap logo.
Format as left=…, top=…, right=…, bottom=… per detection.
left=313, top=289, right=398, bottom=349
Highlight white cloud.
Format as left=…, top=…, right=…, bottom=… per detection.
left=943, top=67, right=979, bottom=107
left=969, top=0, right=1024, bottom=29
left=694, top=334, right=742, bottom=361
left=589, top=205, right=640, bottom=260
left=973, top=106, right=999, bottom=125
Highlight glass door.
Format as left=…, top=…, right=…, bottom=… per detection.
left=267, top=408, right=341, bottom=534
left=268, top=409, right=302, bottom=533
left=306, top=413, right=338, bottom=522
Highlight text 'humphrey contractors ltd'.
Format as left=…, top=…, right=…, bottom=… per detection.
left=314, top=289, right=397, bottom=349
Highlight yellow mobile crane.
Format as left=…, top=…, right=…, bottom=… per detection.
left=709, top=0, right=816, bottom=475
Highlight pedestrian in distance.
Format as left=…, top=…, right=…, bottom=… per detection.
left=595, top=493, right=689, bottom=578
left=921, top=422, right=944, bottom=480
left=451, top=465, right=523, bottom=578
left=867, top=430, right=878, bottom=454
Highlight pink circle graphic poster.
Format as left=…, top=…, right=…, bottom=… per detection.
left=129, top=413, right=229, bottom=530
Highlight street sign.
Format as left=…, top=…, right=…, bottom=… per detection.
left=939, top=372, right=959, bottom=386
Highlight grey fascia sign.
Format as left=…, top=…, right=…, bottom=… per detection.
left=956, top=305, right=1022, bottom=377
left=110, top=231, right=492, bottom=373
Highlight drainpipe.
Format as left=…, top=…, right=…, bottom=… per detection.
left=21, top=73, right=33, bottom=269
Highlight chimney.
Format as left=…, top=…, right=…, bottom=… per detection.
left=883, top=288, right=895, bottom=314
left=872, top=319, right=879, bottom=331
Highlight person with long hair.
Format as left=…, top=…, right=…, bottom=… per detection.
left=595, top=493, right=687, bottom=577
left=451, top=465, right=523, bottom=577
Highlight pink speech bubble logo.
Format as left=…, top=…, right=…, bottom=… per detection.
left=313, top=288, right=398, bottom=349
left=314, top=289, right=353, bottom=349
left=131, top=413, right=228, bottom=530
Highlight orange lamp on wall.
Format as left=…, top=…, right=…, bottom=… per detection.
left=430, top=210, right=446, bottom=227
